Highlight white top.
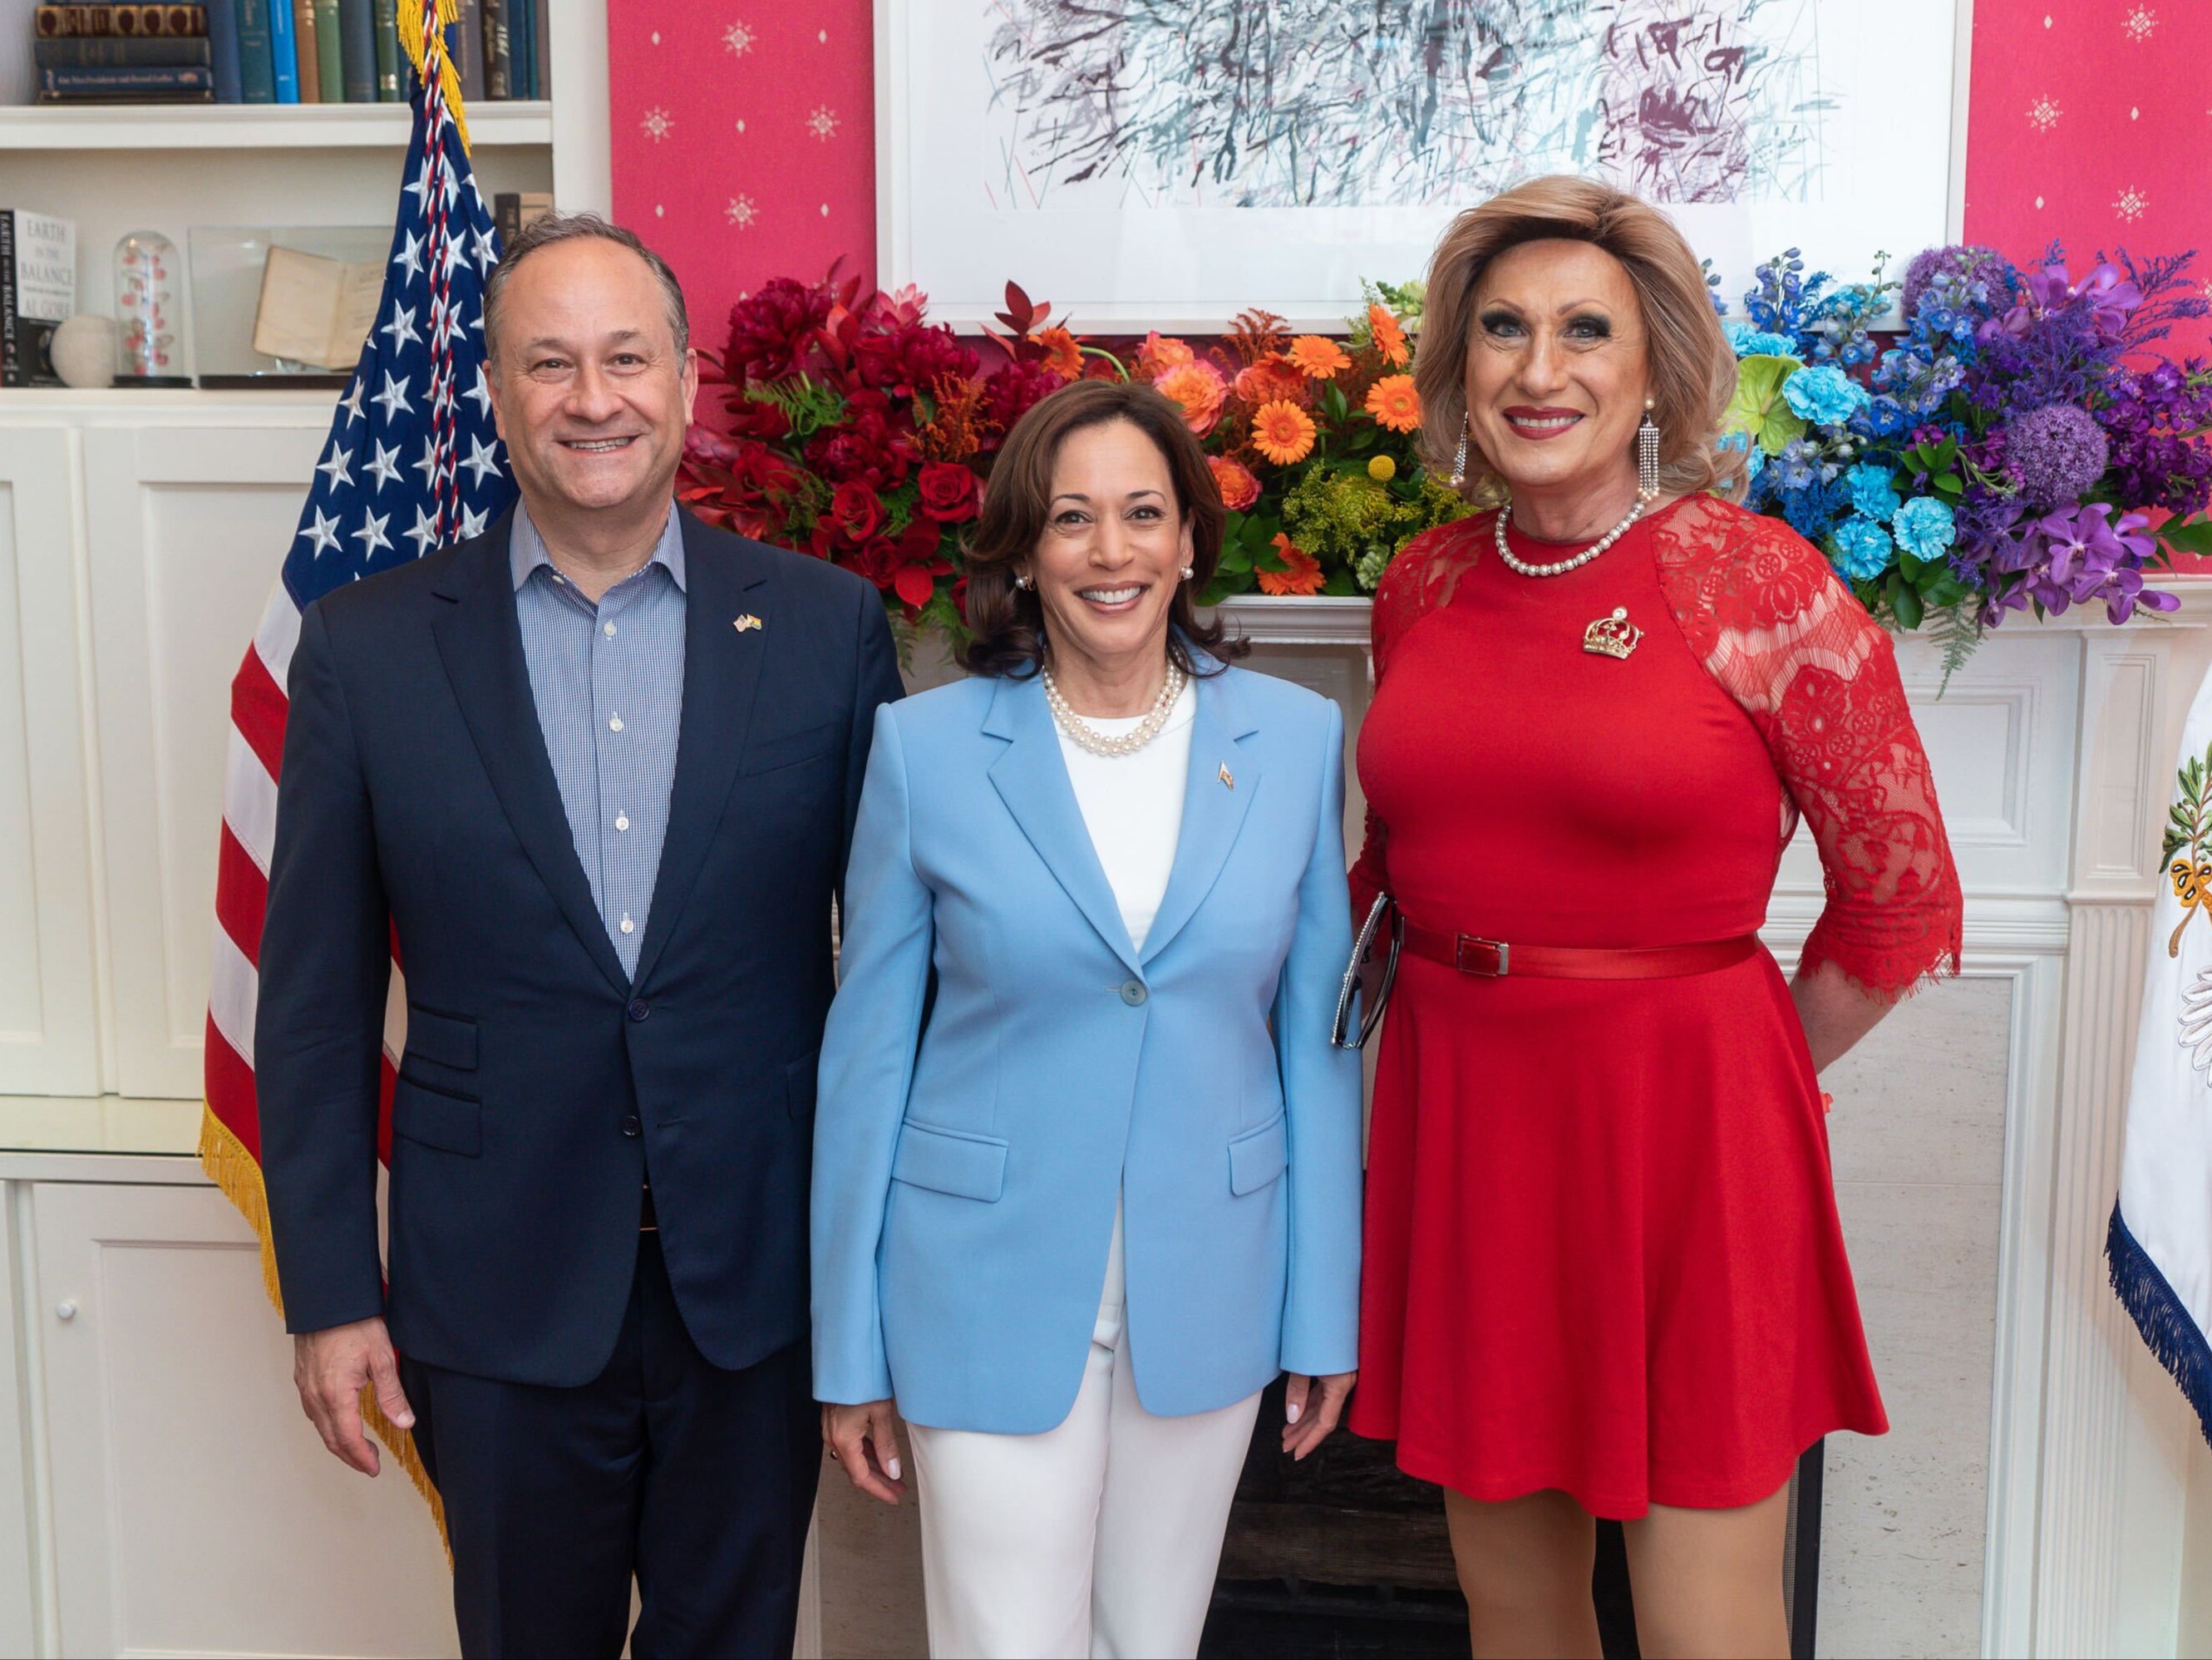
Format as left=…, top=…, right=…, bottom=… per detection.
left=1055, top=676, right=1198, bottom=1347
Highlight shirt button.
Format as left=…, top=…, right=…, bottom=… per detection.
left=615, top=813, right=630, bottom=832
left=608, top=714, right=624, bottom=732
left=620, top=1114, right=641, bottom=1138
left=628, top=1000, right=649, bottom=1022
left=620, top=914, right=635, bottom=935
left=603, top=620, right=617, bottom=638
left=1119, top=979, right=1148, bottom=1007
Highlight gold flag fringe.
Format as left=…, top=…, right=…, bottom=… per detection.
left=199, top=1106, right=451, bottom=1560
left=397, top=0, right=474, bottom=154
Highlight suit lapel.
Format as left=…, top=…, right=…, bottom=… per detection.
left=984, top=676, right=1143, bottom=978
left=628, top=514, right=771, bottom=990
left=429, top=515, right=632, bottom=997
left=1140, top=668, right=1262, bottom=967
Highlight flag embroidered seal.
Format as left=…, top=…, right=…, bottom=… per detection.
left=734, top=613, right=763, bottom=633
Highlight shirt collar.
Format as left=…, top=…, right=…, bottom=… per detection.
left=509, top=499, right=687, bottom=595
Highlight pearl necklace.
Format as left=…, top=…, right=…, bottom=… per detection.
left=1043, top=663, right=1187, bottom=757
left=1494, top=490, right=1658, bottom=578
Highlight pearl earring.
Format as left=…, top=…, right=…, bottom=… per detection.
left=1180, top=564, right=1195, bottom=581
left=1012, top=573, right=1031, bottom=591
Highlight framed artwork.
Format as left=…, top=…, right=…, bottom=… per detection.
left=875, top=0, right=1968, bottom=331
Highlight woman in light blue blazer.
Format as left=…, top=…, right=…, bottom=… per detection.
left=812, top=381, right=1362, bottom=1659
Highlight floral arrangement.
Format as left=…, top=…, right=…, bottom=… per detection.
left=678, top=246, right=2212, bottom=658
left=676, top=274, right=1466, bottom=635
left=1719, top=243, right=2212, bottom=667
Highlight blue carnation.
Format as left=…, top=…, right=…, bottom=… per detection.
left=1893, top=495, right=1957, bottom=561
left=1782, top=365, right=1872, bottom=427
left=1727, top=323, right=1801, bottom=359
left=1830, top=516, right=1894, bottom=581
left=1846, top=464, right=1902, bottom=523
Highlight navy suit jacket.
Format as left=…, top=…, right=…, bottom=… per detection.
left=258, top=505, right=904, bottom=1387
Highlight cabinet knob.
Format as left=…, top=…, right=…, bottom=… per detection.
left=55, top=1301, right=76, bottom=1323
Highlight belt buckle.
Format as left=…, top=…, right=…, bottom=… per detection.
left=1455, top=936, right=1510, bottom=977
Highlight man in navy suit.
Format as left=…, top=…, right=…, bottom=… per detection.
left=258, top=212, right=903, bottom=1658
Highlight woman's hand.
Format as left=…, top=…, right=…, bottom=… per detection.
left=1282, top=1371, right=1355, bottom=1461
left=822, top=1399, right=907, bottom=1505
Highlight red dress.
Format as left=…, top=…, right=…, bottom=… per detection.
left=1347, top=496, right=1963, bottom=1518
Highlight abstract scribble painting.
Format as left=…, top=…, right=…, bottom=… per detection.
left=879, top=0, right=1959, bottom=327
left=985, top=0, right=1824, bottom=210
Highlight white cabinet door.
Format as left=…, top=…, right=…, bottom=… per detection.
left=32, top=1180, right=456, bottom=1658
left=0, top=426, right=101, bottom=1096
left=81, top=424, right=323, bottom=1099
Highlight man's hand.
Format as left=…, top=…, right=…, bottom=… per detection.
left=293, top=1317, right=414, bottom=1475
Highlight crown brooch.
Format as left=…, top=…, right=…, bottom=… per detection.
left=1583, top=607, right=1643, bottom=660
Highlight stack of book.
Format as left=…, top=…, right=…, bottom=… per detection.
left=23, top=0, right=548, bottom=105
left=34, top=6, right=216, bottom=103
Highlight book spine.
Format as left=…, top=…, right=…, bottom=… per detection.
left=36, top=37, right=214, bottom=66
left=530, top=0, right=544, bottom=103
left=312, top=0, right=339, bottom=100
left=38, top=62, right=215, bottom=91
left=50, top=4, right=207, bottom=35
left=337, top=0, right=371, bottom=100
left=493, top=191, right=519, bottom=249
left=205, top=0, right=242, bottom=99
left=507, top=0, right=530, bottom=100
left=1, top=213, right=18, bottom=391
left=369, top=0, right=395, bottom=98
left=234, top=0, right=273, bottom=98
left=480, top=0, right=505, bottom=97
left=265, top=0, right=295, bottom=99
left=290, top=0, right=317, bottom=99
left=451, top=0, right=480, bottom=103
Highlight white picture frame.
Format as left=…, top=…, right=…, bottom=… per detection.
left=875, top=0, right=1968, bottom=333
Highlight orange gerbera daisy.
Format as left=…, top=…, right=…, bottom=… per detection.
left=1208, top=454, right=1261, bottom=511
left=1234, top=357, right=1309, bottom=407
left=1155, top=360, right=1228, bottom=435
left=1037, top=326, right=1084, bottom=382
left=1368, top=303, right=1410, bottom=367
left=1286, top=335, right=1352, bottom=378
left=1258, top=534, right=1324, bottom=596
left=1250, top=399, right=1318, bottom=465
left=1365, top=373, right=1421, bottom=434
left=1137, top=331, right=1196, bottom=379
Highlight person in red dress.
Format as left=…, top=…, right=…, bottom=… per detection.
left=1347, top=175, right=1963, bottom=1658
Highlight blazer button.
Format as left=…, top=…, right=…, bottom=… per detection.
left=620, top=1114, right=642, bottom=1138
left=628, top=1000, right=650, bottom=1022
left=1119, top=979, right=1148, bottom=1007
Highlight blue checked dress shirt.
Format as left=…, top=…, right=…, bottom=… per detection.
left=510, top=501, right=687, bottom=980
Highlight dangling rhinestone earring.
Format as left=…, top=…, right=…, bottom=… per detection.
left=1636, top=398, right=1661, bottom=500
left=1449, top=413, right=1470, bottom=489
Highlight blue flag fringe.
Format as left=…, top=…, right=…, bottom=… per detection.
left=2107, top=1201, right=2212, bottom=1450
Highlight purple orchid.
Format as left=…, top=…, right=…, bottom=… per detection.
left=2019, top=504, right=2176, bottom=623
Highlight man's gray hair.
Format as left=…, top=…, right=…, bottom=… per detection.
left=482, top=210, right=691, bottom=364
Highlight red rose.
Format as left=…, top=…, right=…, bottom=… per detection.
left=917, top=462, right=980, bottom=524
left=831, top=480, right=882, bottom=544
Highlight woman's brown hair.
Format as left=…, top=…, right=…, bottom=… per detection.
left=962, top=379, right=1245, bottom=678
left=1413, top=175, right=1745, bottom=503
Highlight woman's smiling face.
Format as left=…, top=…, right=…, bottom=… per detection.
left=1462, top=238, right=1652, bottom=508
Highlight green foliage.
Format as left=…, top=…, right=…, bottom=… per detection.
left=749, top=377, right=847, bottom=441
left=1929, top=604, right=1983, bottom=696
left=2165, top=748, right=2212, bottom=866
left=1278, top=463, right=1476, bottom=591
left=1722, top=355, right=1808, bottom=456
left=2155, top=513, right=2212, bottom=564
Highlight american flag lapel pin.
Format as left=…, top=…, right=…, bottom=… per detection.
left=734, top=613, right=763, bottom=633
left=1219, top=762, right=1234, bottom=790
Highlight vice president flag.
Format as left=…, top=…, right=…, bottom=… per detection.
left=2110, top=656, right=2212, bottom=1451
left=199, top=0, right=515, bottom=1519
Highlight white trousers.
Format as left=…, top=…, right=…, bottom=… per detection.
left=904, top=1328, right=1263, bottom=1659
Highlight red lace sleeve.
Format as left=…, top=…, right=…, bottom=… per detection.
left=1653, top=500, right=1963, bottom=1000
left=1348, top=517, right=1491, bottom=924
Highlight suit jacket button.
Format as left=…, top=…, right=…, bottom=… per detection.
left=628, top=1000, right=650, bottom=1022
left=620, top=1114, right=642, bottom=1138
left=1120, top=979, right=1148, bottom=1007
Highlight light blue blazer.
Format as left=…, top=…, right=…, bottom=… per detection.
left=810, top=662, right=1362, bottom=1432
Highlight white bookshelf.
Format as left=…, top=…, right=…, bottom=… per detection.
left=0, top=0, right=607, bottom=387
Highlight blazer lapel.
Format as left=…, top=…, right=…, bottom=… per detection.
left=984, top=676, right=1143, bottom=978
left=628, top=515, right=771, bottom=990
left=1140, top=668, right=1262, bottom=967
left=430, top=515, right=632, bottom=997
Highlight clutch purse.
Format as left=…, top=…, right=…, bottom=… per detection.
left=1330, top=892, right=1402, bottom=1051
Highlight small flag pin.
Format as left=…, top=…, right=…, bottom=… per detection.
left=1219, top=762, right=1234, bottom=790
left=734, top=613, right=763, bottom=633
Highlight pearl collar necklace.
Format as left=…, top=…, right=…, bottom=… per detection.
left=1494, top=489, right=1659, bottom=578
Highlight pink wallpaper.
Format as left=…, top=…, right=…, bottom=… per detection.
left=608, top=2, right=2211, bottom=362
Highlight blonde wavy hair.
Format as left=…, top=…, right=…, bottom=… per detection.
left=1414, top=175, right=1746, bottom=504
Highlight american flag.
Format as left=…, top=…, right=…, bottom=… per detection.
left=200, top=0, right=514, bottom=1467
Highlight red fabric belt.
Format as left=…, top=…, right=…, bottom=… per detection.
left=1397, top=919, right=1761, bottom=980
